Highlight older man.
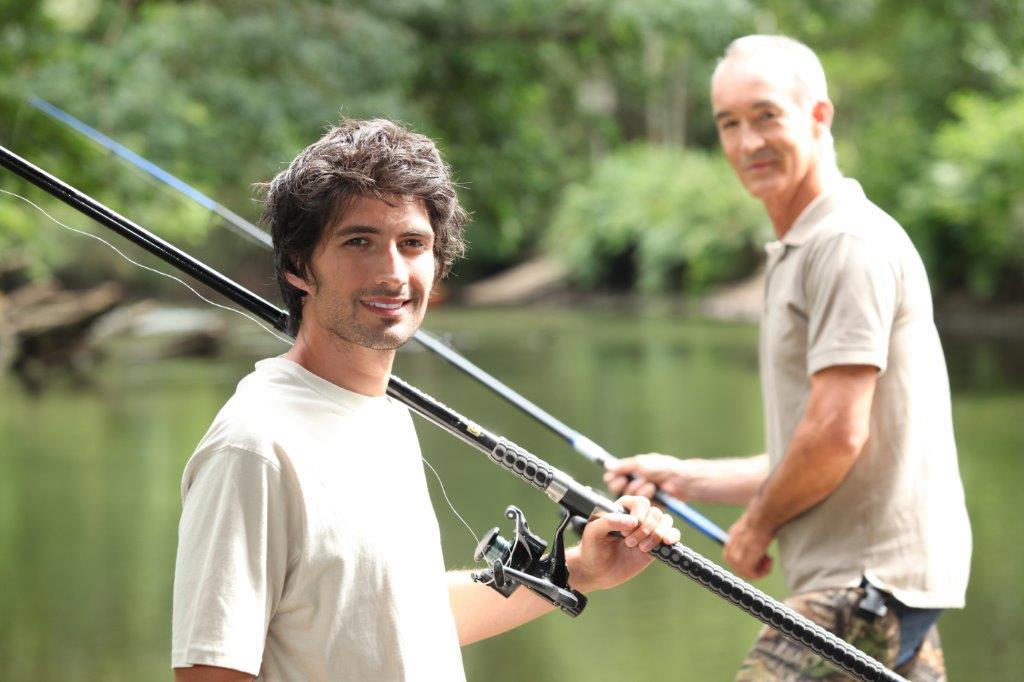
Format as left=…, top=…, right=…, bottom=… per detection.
left=607, top=36, right=970, bottom=680
left=172, top=118, right=680, bottom=681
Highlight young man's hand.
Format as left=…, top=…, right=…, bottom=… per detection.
left=566, top=495, right=681, bottom=594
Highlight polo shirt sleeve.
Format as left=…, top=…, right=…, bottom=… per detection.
left=172, top=447, right=293, bottom=675
left=804, top=232, right=898, bottom=376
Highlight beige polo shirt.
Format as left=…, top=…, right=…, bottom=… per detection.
left=760, top=178, right=971, bottom=608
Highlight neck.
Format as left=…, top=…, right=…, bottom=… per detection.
left=284, top=323, right=395, bottom=397
left=764, top=164, right=842, bottom=239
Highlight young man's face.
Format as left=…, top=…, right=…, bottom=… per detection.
left=711, top=57, right=824, bottom=202
left=289, top=194, right=435, bottom=351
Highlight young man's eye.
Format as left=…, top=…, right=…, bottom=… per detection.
left=402, top=238, right=430, bottom=250
left=720, top=120, right=738, bottom=130
left=343, top=237, right=369, bottom=247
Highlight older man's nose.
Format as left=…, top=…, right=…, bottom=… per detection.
left=739, top=124, right=766, bottom=156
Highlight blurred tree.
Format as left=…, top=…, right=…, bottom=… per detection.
left=1, top=0, right=1022, bottom=302
left=546, top=145, right=766, bottom=293
left=902, top=91, right=1024, bottom=300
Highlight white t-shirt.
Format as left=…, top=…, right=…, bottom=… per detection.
left=760, top=178, right=971, bottom=608
left=172, top=357, right=465, bottom=681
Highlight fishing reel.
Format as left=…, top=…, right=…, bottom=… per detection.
left=471, top=505, right=588, bottom=617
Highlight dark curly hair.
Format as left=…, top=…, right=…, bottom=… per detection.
left=258, top=118, right=469, bottom=334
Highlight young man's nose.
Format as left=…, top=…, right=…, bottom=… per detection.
left=375, top=242, right=409, bottom=286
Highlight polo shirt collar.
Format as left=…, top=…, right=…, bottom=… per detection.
left=779, top=177, right=864, bottom=247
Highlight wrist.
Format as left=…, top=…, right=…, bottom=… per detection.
left=741, top=498, right=776, bottom=538
left=564, top=545, right=596, bottom=594
left=680, top=458, right=708, bottom=498
left=670, top=458, right=709, bottom=499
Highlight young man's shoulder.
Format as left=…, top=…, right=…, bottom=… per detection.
left=194, top=358, right=306, bottom=448
left=181, top=357, right=332, bottom=488
left=181, top=355, right=415, bottom=495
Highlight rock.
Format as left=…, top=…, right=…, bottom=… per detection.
left=90, top=304, right=228, bottom=360
left=0, top=281, right=125, bottom=391
left=461, top=256, right=569, bottom=306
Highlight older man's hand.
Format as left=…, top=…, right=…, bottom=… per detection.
left=723, top=510, right=774, bottom=580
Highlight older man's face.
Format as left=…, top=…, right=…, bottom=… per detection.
left=711, top=57, right=823, bottom=202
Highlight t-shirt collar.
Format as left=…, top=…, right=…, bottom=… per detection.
left=256, top=356, right=393, bottom=411
left=778, top=177, right=864, bottom=248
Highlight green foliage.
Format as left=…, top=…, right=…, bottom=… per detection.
left=1, top=0, right=1023, bottom=301
left=1, top=0, right=418, bottom=286
left=546, top=145, right=766, bottom=292
left=902, top=91, right=1024, bottom=299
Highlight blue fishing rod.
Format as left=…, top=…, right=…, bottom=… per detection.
left=28, top=96, right=271, bottom=248
left=0, top=143, right=905, bottom=682
left=28, top=96, right=729, bottom=545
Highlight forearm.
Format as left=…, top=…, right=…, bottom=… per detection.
left=723, top=366, right=877, bottom=578
left=449, top=498, right=677, bottom=644
left=685, top=453, right=770, bottom=505
left=448, top=543, right=611, bottom=645
left=745, top=423, right=861, bottom=534
left=447, top=570, right=555, bottom=645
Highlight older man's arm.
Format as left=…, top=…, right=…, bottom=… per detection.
left=724, top=364, right=878, bottom=579
left=605, top=452, right=770, bottom=506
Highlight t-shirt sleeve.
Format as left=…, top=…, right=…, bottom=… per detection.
left=805, top=232, right=898, bottom=376
left=171, top=447, right=293, bottom=674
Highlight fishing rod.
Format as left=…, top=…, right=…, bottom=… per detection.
left=27, top=96, right=729, bottom=545
left=28, top=96, right=272, bottom=248
left=0, top=144, right=904, bottom=682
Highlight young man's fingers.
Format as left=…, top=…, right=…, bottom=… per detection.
left=588, top=512, right=639, bottom=537
left=617, top=493, right=669, bottom=549
left=640, top=513, right=678, bottom=552
left=624, top=504, right=662, bottom=548
left=617, top=494, right=652, bottom=522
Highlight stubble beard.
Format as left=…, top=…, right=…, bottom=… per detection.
left=320, top=289, right=425, bottom=351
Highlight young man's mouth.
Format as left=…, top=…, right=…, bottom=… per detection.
left=361, top=298, right=410, bottom=317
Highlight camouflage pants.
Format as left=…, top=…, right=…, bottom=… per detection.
left=735, top=588, right=947, bottom=681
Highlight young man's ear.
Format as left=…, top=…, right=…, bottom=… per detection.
left=285, top=269, right=312, bottom=295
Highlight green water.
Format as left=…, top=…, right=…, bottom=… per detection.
left=0, top=308, right=1020, bottom=680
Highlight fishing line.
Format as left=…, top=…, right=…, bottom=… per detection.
left=2, top=187, right=483, bottom=552
left=1, top=188, right=293, bottom=344
left=421, top=456, right=480, bottom=546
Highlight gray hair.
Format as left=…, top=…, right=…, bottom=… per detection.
left=713, top=35, right=829, bottom=104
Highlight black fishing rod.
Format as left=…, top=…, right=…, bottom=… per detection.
left=0, top=144, right=905, bottom=682
left=27, top=95, right=729, bottom=545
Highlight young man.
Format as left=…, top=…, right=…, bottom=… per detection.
left=172, top=118, right=679, bottom=681
left=606, top=36, right=970, bottom=680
